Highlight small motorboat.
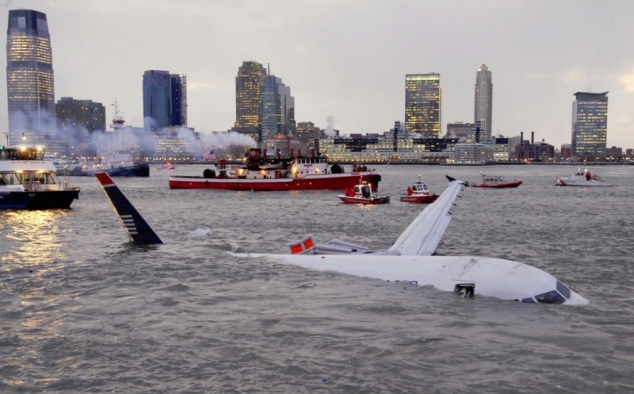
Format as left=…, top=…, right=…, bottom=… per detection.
left=157, top=162, right=175, bottom=171
left=399, top=178, right=439, bottom=204
left=556, top=169, right=611, bottom=187
left=467, top=173, right=522, bottom=188
left=338, top=181, right=390, bottom=204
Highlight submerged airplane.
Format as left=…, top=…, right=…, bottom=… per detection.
left=96, top=172, right=588, bottom=305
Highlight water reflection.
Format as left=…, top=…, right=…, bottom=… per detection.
left=0, top=210, right=75, bottom=390
left=0, top=210, right=71, bottom=268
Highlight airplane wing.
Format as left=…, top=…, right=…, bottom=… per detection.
left=95, top=172, right=163, bottom=244
left=387, top=180, right=464, bottom=256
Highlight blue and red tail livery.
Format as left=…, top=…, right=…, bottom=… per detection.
left=95, top=172, right=163, bottom=244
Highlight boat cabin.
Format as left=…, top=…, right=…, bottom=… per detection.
left=0, top=145, right=72, bottom=192
left=0, top=144, right=46, bottom=161
left=354, top=181, right=372, bottom=198
left=411, top=182, right=430, bottom=193
left=481, top=174, right=505, bottom=183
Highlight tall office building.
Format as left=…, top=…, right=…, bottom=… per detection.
left=142, top=70, right=187, bottom=130
left=571, top=92, right=608, bottom=161
left=235, top=61, right=266, bottom=143
left=474, top=64, right=493, bottom=137
left=262, top=73, right=295, bottom=140
left=6, top=9, right=57, bottom=148
left=405, top=73, right=441, bottom=138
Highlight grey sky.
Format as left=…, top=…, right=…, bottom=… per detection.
left=2, top=0, right=633, bottom=149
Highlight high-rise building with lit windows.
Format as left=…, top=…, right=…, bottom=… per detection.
left=6, top=9, right=57, bottom=148
left=571, top=92, right=608, bottom=161
left=405, top=73, right=441, bottom=138
left=235, top=61, right=266, bottom=143
left=474, top=64, right=492, bottom=137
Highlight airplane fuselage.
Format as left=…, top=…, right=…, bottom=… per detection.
left=236, top=253, right=589, bottom=305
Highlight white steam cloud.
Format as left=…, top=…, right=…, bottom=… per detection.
left=324, top=115, right=336, bottom=136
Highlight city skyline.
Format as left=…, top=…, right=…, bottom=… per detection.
left=1, top=1, right=634, bottom=149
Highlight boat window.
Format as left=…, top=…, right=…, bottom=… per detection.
left=534, top=290, right=566, bottom=304
left=556, top=281, right=571, bottom=299
left=499, top=176, right=504, bottom=181
left=521, top=297, right=536, bottom=303
left=1, top=173, right=20, bottom=185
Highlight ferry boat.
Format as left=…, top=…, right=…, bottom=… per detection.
left=61, top=150, right=150, bottom=177
left=0, top=144, right=80, bottom=210
left=168, top=148, right=382, bottom=191
left=338, top=180, right=390, bottom=204
left=556, top=169, right=611, bottom=187
left=466, top=173, right=522, bottom=188
left=399, top=178, right=439, bottom=204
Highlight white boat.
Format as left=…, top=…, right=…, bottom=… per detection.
left=556, top=169, right=611, bottom=187
left=0, top=144, right=80, bottom=209
left=156, top=162, right=175, bottom=171
left=338, top=180, right=390, bottom=204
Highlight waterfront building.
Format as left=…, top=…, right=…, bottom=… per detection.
left=143, top=70, right=187, bottom=130
left=56, top=98, right=106, bottom=133
left=153, top=126, right=201, bottom=162
left=261, top=133, right=304, bottom=158
left=405, top=73, right=441, bottom=137
left=560, top=144, right=572, bottom=160
left=474, top=64, right=493, bottom=137
left=571, top=92, right=608, bottom=161
left=453, top=143, right=488, bottom=164
left=446, top=122, right=475, bottom=139
left=319, top=122, right=459, bottom=163
left=515, top=132, right=555, bottom=161
left=235, top=61, right=266, bottom=143
left=55, top=97, right=106, bottom=157
left=6, top=9, right=65, bottom=154
left=488, top=138, right=511, bottom=162
left=296, top=121, right=325, bottom=149
left=262, top=73, right=295, bottom=141
left=605, top=146, right=623, bottom=161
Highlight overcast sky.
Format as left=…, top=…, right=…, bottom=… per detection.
left=2, top=0, right=633, bottom=149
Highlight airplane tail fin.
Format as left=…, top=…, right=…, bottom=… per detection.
left=95, top=172, right=163, bottom=244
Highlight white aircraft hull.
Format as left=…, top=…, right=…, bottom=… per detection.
left=241, top=253, right=589, bottom=305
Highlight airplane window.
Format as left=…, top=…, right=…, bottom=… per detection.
left=556, top=281, right=571, bottom=299
left=534, top=290, right=566, bottom=304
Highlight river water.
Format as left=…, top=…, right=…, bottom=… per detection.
left=1, top=164, right=633, bottom=393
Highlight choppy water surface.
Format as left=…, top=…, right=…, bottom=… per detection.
left=1, top=164, right=634, bottom=393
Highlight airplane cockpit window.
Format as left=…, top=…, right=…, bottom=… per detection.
left=556, top=281, right=571, bottom=299
left=534, top=290, right=566, bottom=304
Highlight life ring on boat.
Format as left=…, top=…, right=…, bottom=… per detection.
left=249, top=150, right=257, bottom=158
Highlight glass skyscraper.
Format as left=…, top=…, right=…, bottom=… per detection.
left=142, top=70, right=187, bottom=130
left=235, top=61, right=266, bottom=143
left=6, top=9, right=56, bottom=148
left=405, top=73, right=441, bottom=138
left=474, top=64, right=493, bottom=137
left=571, top=92, right=608, bottom=161
left=262, top=74, right=295, bottom=141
